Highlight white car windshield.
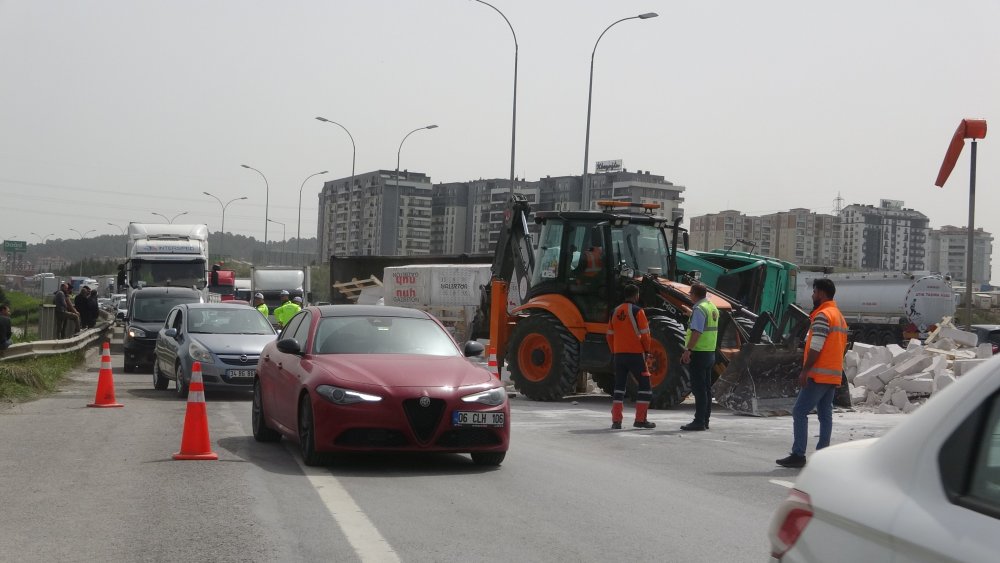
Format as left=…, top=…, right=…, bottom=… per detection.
left=313, top=316, right=460, bottom=356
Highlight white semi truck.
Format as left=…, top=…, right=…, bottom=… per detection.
left=795, top=271, right=955, bottom=346
left=121, top=223, right=210, bottom=298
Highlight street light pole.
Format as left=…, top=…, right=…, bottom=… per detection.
left=296, top=171, right=328, bottom=259
left=151, top=212, right=188, bottom=224
left=69, top=229, right=95, bottom=276
left=30, top=232, right=54, bottom=243
left=396, top=125, right=438, bottom=255
left=268, top=219, right=286, bottom=253
left=241, top=164, right=270, bottom=258
left=582, top=12, right=658, bottom=207
left=472, top=1, right=518, bottom=197
left=203, top=192, right=248, bottom=259
left=316, top=117, right=356, bottom=254
left=107, top=223, right=126, bottom=261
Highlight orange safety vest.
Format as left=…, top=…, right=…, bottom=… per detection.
left=804, top=300, right=848, bottom=385
left=606, top=302, right=651, bottom=354
left=582, top=247, right=603, bottom=277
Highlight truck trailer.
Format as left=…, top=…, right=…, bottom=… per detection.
left=120, top=223, right=210, bottom=298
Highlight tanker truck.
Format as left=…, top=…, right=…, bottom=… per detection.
left=795, top=271, right=955, bottom=346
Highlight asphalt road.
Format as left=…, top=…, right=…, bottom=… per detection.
left=0, top=336, right=904, bottom=562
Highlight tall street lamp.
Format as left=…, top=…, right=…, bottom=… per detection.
left=203, top=192, right=248, bottom=259
left=472, top=0, right=518, bottom=197
left=151, top=211, right=189, bottom=224
left=316, top=117, right=356, bottom=254
left=296, top=171, right=328, bottom=259
left=241, top=164, right=270, bottom=257
left=30, top=232, right=54, bottom=243
left=396, top=125, right=438, bottom=254
left=69, top=229, right=96, bottom=275
left=582, top=12, right=658, bottom=206
left=267, top=219, right=286, bottom=253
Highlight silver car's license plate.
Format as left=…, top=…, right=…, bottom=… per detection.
left=227, top=369, right=255, bottom=379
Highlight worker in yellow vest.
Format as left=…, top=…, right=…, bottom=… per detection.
left=680, top=282, right=719, bottom=431
left=273, top=291, right=302, bottom=329
left=253, top=293, right=269, bottom=318
left=776, top=277, right=848, bottom=468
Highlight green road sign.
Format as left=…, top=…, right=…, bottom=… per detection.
left=3, top=240, right=27, bottom=252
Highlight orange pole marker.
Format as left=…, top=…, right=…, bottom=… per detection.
left=88, top=341, right=124, bottom=408
left=487, top=345, right=500, bottom=379
left=173, top=362, right=218, bottom=461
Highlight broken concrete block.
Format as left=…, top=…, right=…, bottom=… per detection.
left=853, top=363, right=889, bottom=388
left=865, top=390, right=882, bottom=406
left=890, top=355, right=934, bottom=379
left=903, top=401, right=920, bottom=414
left=844, top=350, right=860, bottom=368
left=933, top=372, right=956, bottom=393
left=954, top=358, right=989, bottom=376
left=899, top=377, right=933, bottom=395
left=890, top=389, right=911, bottom=409
left=928, top=355, right=946, bottom=374
left=845, top=365, right=858, bottom=381
left=850, top=384, right=868, bottom=405
left=977, top=343, right=993, bottom=359
left=886, top=344, right=905, bottom=359
left=939, top=327, right=979, bottom=348
left=851, top=342, right=876, bottom=357
left=878, top=403, right=901, bottom=414
left=907, top=338, right=923, bottom=351
left=936, top=337, right=957, bottom=351
left=871, top=347, right=893, bottom=366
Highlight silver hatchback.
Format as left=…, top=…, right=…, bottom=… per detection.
left=154, top=302, right=277, bottom=398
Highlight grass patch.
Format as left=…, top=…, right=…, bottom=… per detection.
left=0, top=350, right=86, bottom=403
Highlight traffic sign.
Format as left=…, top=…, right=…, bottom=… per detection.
left=3, top=240, right=27, bottom=252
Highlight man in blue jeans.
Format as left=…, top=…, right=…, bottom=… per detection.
left=680, top=282, right=719, bottom=431
left=777, top=278, right=848, bottom=468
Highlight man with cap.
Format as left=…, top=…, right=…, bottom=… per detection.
left=253, top=293, right=269, bottom=318
left=273, top=290, right=301, bottom=329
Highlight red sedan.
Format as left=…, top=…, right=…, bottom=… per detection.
left=252, top=305, right=510, bottom=466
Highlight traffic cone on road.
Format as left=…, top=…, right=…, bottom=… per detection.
left=88, top=341, right=123, bottom=408
left=173, top=362, right=218, bottom=461
left=487, top=345, right=500, bottom=379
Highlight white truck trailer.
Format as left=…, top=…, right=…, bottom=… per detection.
left=795, top=271, right=955, bottom=345
left=121, top=223, right=210, bottom=298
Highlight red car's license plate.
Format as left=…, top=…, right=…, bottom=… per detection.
left=452, top=411, right=505, bottom=427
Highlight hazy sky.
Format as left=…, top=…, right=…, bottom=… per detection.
left=2, top=1, right=999, bottom=278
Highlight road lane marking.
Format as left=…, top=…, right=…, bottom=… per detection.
left=289, top=445, right=400, bottom=563
left=769, top=479, right=795, bottom=489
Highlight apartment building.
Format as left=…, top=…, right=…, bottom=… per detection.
left=584, top=169, right=685, bottom=221
left=762, top=208, right=841, bottom=266
left=839, top=200, right=929, bottom=271
left=927, top=225, right=993, bottom=285
left=688, top=210, right=761, bottom=252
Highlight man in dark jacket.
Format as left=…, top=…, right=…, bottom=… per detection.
left=0, top=304, right=12, bottom=351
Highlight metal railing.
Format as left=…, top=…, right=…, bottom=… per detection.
left=0, top=321, right=112, bottom=362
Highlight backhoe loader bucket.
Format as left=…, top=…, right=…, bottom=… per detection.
left=713, top=341, right=804, bottom=416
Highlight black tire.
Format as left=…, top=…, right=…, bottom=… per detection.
left=123, top=360, right=134, bottom=374
left=647, top=317, right=691, bottom=409
left=471, top=451, right=506, bottom=466
left=507, top=313, right=580, bottom=402
left=252, top=379, right=281, bottom=443
left=298, top=395, right=327, bottom=466
left=175, top=363, right=189, bottom=399
left=592, top=372, right=616, bottom=396
left=152, top=361, right=169, bottom=390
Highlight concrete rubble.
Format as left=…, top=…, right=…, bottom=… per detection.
left=844, top=321, right=991, bottom=415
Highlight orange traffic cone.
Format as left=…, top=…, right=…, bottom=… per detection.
left=88, top=342, right=124, bottom=408
left=173, top=362, right=218, bottom=461
left=487, top=345, right=500, bottom=379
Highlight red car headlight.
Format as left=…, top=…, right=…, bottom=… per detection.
left=316, top=385, right=382, bottom=405
left=461, top=387, right=507, bottom=406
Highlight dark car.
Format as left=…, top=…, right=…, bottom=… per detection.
left=122, top=287, right=203, bottom=372
left=253, top=305, right=509, bottom=466
left=969, top=324, right=1000, bottom=355
left=153, top=302, right=276, bottom=397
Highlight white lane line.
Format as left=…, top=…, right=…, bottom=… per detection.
left=769, top=479, right=795, bottom=489
left=288, top=444, right=400, bottom=563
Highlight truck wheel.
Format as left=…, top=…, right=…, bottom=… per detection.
left=647, top=317, right=691, bottom=409
left=508, top=313, right=579, bottom=401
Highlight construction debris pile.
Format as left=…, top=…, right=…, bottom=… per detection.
left=845, top=322, right=993, bottom=414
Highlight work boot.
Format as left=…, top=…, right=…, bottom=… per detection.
left=633, top=420, right=656, bottom=429
left=611, top=421, right=622, bottom=430
left=776, top=454, right=806, bottom=468
left=680, top=422, right=707, bottom=431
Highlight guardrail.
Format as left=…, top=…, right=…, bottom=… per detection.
left=0, top=321, right=113, bottom=362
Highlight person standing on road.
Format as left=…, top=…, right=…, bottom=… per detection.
left=253, top=293, right=269, bottom=318
left=776, top=278, right=848, bottom=468
left=53, top=282, right=78, bottom=339
left=273, top=291, right=302, bottom=329
left=680, top=282, right=719, bottom=432
left=0, top=304, right=13, bottom=351
left=606, top=284, right=656, bottom=430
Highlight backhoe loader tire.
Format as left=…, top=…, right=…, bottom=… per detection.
left=647, top=317, right=691, bottom=409
left=508, top=313, right=580, bottom=402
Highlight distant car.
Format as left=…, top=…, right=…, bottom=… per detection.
left=968, top=324, right=1000, bottom=355
left=123, top=287, right=204, bottom=373
left=153, top=302, right=277, bottom=398
left=253, top=305, right=509, bottom=467
left=768, top=355, right=1000, bottom=562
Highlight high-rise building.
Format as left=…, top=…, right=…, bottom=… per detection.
left=761, top=208, right=841, bottom=267
left=839, top=200, right=929, bottom=271
left=467, top=179, right=539, bottom=255
left=431, top=182, right=470, bottom=255
left=927, top=226, right=993, bottom=285
left=688, top=210, right=761, bottom=252
left=584, top=169, right=685, bottom=221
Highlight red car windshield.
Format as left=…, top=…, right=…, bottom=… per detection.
left=312, top=316, right=461, bottom=356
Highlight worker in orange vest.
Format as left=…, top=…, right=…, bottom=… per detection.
left=777, top=278, right=848, bottom=468
left=606, top=284, right=656, bottom=429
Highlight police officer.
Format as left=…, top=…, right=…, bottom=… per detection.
left=274, top=292, right=302, bottom=329
left=776, top=278, right=848, bottom=468
left=253, top=292, right=269, bottom=318
left=680, top=282, right=719, bottom=431
left=606, top=284, right=656, bottom=430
